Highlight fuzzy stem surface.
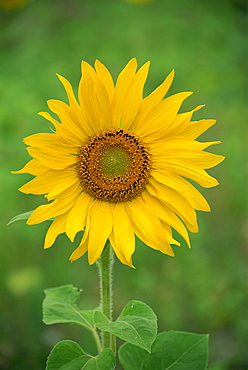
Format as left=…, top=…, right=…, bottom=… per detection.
left=97, top=240, right=116, bottom=352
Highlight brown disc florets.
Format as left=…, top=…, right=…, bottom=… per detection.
left=76, top=128, right=151, bottom=203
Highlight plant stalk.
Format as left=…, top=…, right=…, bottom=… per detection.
left=97, top=240, right=116, bottom=353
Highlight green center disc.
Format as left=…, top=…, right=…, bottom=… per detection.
left=101, top=146, right=130, bottom=177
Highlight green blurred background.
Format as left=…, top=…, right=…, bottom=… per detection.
left=0, top=0, right=247, bottom=369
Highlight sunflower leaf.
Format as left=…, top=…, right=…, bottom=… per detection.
left=7, top=210, right=34, bottom=225
left=46, top=340, right=115, bottom=370
left=118, top=331, right=209, bottom=370
left=94, top=300, right=157, bottom=352
left=46, top=340, right=91, bottom=369
left=81, top=349, right=116, bottom=370
left=43, top=285, right=97, bottom=330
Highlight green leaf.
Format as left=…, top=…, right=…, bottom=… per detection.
left=43, top=285, right=96, bottom=330
left=83, top=349, right=116, bottom=370
left=7, top=210, right=34, bottom=225
left=95, top=300, right=157, bottom=352
left=46, top=340, right=115, bottom=370
left=46, top=340, right=91, bottom=370
left=118, top=331, right=209, bottom=370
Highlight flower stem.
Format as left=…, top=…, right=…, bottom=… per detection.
left=97, top=240, right=116, bottom=353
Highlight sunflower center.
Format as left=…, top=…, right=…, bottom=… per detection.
left=76, top=128, right=151, bottom=203
left=101, top=146, right=130, bottom=177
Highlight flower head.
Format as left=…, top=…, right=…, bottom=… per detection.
left=13, top=59, right=224, bottom=267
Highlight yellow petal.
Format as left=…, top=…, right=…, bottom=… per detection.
left=109, top=232, right=135, bottom=268
left=121, top=61, right=150, bottom=130
left=147, top=180, right=198, bottom=233
left=80, top=62, right=111, bottom=130
left=24, top=132, right=79, bottom=156
left=56, top=74, right=79, bottom=109
left=39, top=111, right=86, bottom=146
left=38, top=111, right=60, bottom=131
left=81, top=60, right=96, bottom=79
left=151, top=139, right=224, bottom=170
left=78, top=67, right=95, bottom=114
left=12, top=159, right=47, bottom=176
left=93, top=77, right=111, bottom=130
left=141, top=190, right=191, bottom=247
left=112, top=203, right=135, bottom=262
left=169, top=209, right=198, bottom=233
left=44, top=212, right=68, bottom=249
left=69, top=215, right=91, bottom=261
left=47, top=99, right=86, bottom=144
left=78, top=69, right=105, bottom=134
left=180, top=119, right=217, bottom=140
left=164, top=152, right=225, bottom=170
left=130, top=69, right=175, bottom=132
left=151, top=170, right=210, bottom=211
left=27, top=146, right=77, bottom=170
left=126, top=197, right=176, bottom=255
left=27, top=188, right=80, bottom=225
left=19, top=167, right=77, bottom=195
left=66, top=192, right=93, bottom=242
left=69, top=230, right=89, bottom=261
left=150, top=138, right=220, bottom=154
left=143, top=69, right=175, bottom=111
left=87, top=201, right=113, bottom=264
left=47, top=181, right=81, bottom=201
left=110, top=58, right=138, bottom=127
left=162, top=105, right=205, bottom=138
left=56, top=73, right=95, bottom=138
left=152, top=159, right=219, bottom=188
left=147, top=178, right=197, bottom=227
left=136, top=196, right=180, bottom=245
left=136, top=92, right=193, bottom=138
left=24, top=133, right=58, bottom=147
left=94, top=60, right=115, bottom=101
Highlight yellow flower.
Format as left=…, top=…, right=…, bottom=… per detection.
left=13, top=59, right=224, bottom=267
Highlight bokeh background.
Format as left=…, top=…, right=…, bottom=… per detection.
left=0, top=0, right=247, bottom=369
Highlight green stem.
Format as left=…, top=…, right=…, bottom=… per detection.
left=91, top=328, right=102, bottom=354
left=97, top=240, right=116, bottom=353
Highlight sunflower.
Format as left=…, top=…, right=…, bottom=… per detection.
left=13, top=59, right=224, bottom=267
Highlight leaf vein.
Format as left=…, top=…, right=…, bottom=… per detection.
left=165, top=337, right=206, bottom=370
left=46, top=295, right=93, bottom=329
